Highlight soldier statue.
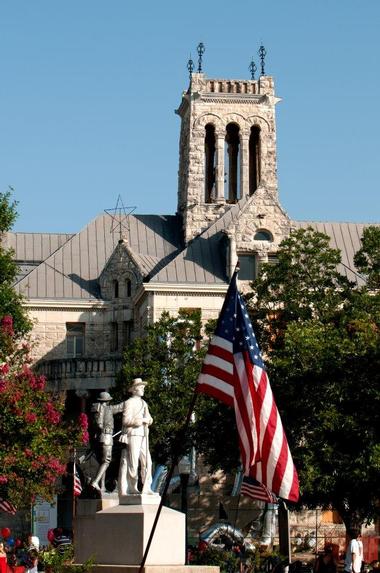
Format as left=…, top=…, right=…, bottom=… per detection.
left=118, top=378, right=157, bottom=496
left=91, top=391, right=124, bottom=492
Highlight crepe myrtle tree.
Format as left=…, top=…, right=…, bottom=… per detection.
left=0, top=190, right=88, bottom=508
left=244, top=227, right=380, bottom=531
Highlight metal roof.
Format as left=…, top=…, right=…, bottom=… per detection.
left=293, top=221, right=380, bottom=286
left=13, top=213, right=182, bottom=300
left=9, top=207, right=379, bottom=300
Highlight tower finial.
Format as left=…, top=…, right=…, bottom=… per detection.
left=258, top=44, right=267, bottom=76
left=249, top=57, right=257, bottom=80
left=187, top=54, right=194, bottom=80
left=197, top=42, right=205, bottom=73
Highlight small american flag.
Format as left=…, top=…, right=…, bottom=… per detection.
left=197, top=269, right=299, bottom=502
left=73, top=462, right=82, bottom=497
left=240, top=475, right=278, bottom=503
left=0, top=497, right=17, bottom=515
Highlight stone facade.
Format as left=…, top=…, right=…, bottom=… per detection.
left=176, top=73, right=280, bottom=243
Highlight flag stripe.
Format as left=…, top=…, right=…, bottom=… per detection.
left=240, top=475, right=278, bottom=504
left=73, top=462, right=82, bottom=497
left=196, top=270, right=299, bottom=503
left=0, top=497, right=17, bottom=515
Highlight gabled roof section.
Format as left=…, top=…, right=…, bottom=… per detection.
left=150, top=195, right=252, bottom=284
left=4, top=232, right=74, bottom=282
left=15, top=213, right=182, bottom=300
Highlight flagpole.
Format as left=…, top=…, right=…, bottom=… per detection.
left=139, top=391, right=198, bottom=572
left=72, top=449, right=76, bottom=540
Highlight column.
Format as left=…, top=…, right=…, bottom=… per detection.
left=240, top=133, right=250, bottom=198
left=215, top=131, right=225, bottom=202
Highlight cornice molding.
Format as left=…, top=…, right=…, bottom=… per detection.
left=25, top=299, right=107, bottom=311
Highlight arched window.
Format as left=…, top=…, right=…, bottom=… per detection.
left=254, top=230, right=272, bottom=241
left=113, top=279, right=119, bottom=298
left=224, top=123, right=241, bottom=202
left=126, top=279, right=132, bottom=298
left=204, top=123, right=216, bottom=202
left=249, top=126, right=261, bottom=194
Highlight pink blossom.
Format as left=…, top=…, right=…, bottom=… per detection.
left=78, top=413, right=88, bottom=430
left=24, top=449, right=33, bottom=457
left=81, top=430, right=89, bottom=444
left=0, top=379, right=7, bottom=392
left=0, top=476, right=8, bottom=484
left=45, top=402, right=61, bottom=425
left=1, top=315, right=14, bottom=336
left=0, top=364, right=9, bottom=375
left=25, top=413, right=37, bottom=424
left=49, top=458, right=66, bottom=474
left=29, top=375, right=45, bottom=391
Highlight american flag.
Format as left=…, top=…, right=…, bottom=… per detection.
left=73, top=462, right=82, bottom=497
left=0, top=497, right=17, bottom=515
left=240, top=475, right=278, bottom=503
left=197, top=269, right=299, bottom=502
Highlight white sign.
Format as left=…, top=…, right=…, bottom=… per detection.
left=32, top=497, right=57, bottom=547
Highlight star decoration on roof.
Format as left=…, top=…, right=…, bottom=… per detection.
left=105, top=195, right=136, bottom=242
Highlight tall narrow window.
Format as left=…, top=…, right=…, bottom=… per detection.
left=238, top=255, right=256, bottom=281
left=110, top=322, right=119, bottom=352
left=204, top=124, right=216, bottom=202
left=249, top=126, right=261, bottom=194
left=113, top=279, right=119, bottom=298
left=126, top=279, right=132, bottom=298
left=224, top=123, right=240, bottom=202
left=122, top=320, right=133, bottom=349
left=66, top=323, right=85, bottom=357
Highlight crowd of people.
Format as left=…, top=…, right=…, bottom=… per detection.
left=0, top=529, right=72, bottom=573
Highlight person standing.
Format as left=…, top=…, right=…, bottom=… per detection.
left=344, top=531, right=363, bottom=573
left=118, top=378, right=156, bottom=496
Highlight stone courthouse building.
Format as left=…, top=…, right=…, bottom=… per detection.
left=5, top=70, right=371, bottom=406
left=4, top=66, right=378, bottom=542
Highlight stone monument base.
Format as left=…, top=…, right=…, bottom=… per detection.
left=75, top=503, right=186, bottom=566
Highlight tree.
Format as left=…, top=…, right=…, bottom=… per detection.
left=0, top=190, right=87, bottom=508
left=245, top=227, right=380, bottom=530
left=113, top=309, right=241, bottom=475
left=354, top=226, right=380, bottom=290
left=114, top=309, right=204, bottom=464
left=0, top=190, right=31, bottom=336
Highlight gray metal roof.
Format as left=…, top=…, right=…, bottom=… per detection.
left=9, top=206, right=379, bottom=300
left=150, top=197, right=249, bottom=284
left=293, top=221, right=380, bottom=286
left=14, top=213, right=182, bottom=300
left=4, top=232, right=74, bottom=281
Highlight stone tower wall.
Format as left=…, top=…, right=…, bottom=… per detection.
left=176, top=73, right=280, bottom=243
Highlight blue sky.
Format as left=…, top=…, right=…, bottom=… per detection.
left=0, top=1, right=379, bottom=233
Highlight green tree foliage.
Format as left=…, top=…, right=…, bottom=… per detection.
left=0, top=190, right=31, bottom=336
left=114, top=309, right=241, bottom=472
left=354, top=226, right=380, bottom=289
left=0, top=190, right=87, bottom=508
left=246, top=227, right=380, bottom=530
left=114, top=309, right=204, bottom=464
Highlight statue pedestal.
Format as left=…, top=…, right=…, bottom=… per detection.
left=119, top=493, right=160, bottom=506
left=75, top=502, right=185, bottom=566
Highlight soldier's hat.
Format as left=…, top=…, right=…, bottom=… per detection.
left=128, top=377, right=147, bottom=392
left=98, top=391, right=112, bottom=402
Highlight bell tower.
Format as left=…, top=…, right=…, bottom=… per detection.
left=176, top=68, right=281, bottom=243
